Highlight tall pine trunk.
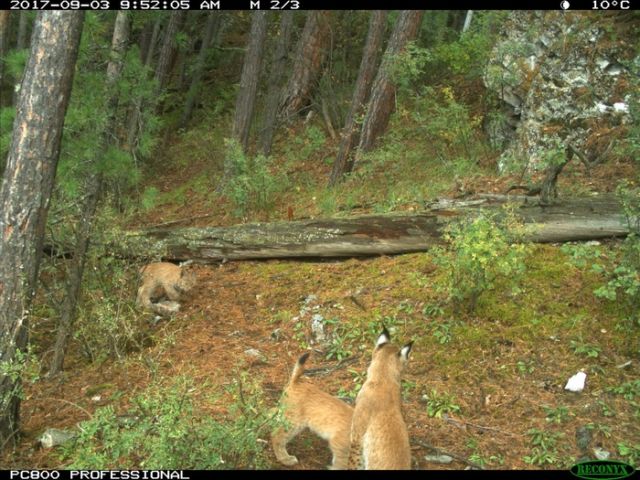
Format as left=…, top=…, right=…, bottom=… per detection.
left=217, top=11, right=268, bottom=192
left=260, top=11, right=294, bottom=157
left=0, top=12, right=9, bottom=92
left=180, top=13, right=221, bottom=129
left=16, top=12, right=30, bottom=51
left=49, top=12, right=130, bottom=376
left=125, top=16, right=162, bottom=152
left=232, top=11, right=268, bottom=151
left=328, top=11, right=387, bottom=186
left=144, top=16, right=162, bottom=67
left=154, top=11, right=185, bottom=94
left=356, top=11, right=424, bottom=160
left=279, top=11, right=330, bottom=122
left=0, top=11, right=84, bottom=450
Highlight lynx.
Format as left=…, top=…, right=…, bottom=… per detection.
left=272, top=352, right=353, bottom=470
left=136, top=262, right=196, bottom=316
left=348, top=327, right=413, bottom=470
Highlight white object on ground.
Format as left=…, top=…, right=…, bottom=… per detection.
left=565, top=371, right=587, bottom=392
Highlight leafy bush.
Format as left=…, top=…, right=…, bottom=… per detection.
left=592, top=182, right=640, bottom=330
left=71, top=255, right=145, bottom=363
left=433, top=208, right=528, bottom=313
left=0, top=107, right=15, bottom=173
left=424, top=388, right=461, bottom=418
left=410, top=86, right=486, bottom=167
left=387, top=42, right=432, bottom=92
left=523, top=428, right=563, bottom=466
left=618, top=442, right=640, bottom=467
left=223, top=138, right=286, bottom=219
left=426, top=12, right=509, bottom=79
left=293, top=125, right=326, bottom=160
left=63, top=375, right=277, bottom=469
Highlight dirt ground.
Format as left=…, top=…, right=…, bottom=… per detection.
left=4, top=244, right=639, bottom=470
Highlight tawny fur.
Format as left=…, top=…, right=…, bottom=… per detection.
left=272, top=353, right=353, bottom=470
left=348, top=329, right=413, bottom=470
left=135, top=262, right=196, bottom=316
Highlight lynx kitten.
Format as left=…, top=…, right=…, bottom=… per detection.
left=348, top=327, right=413, bottom=470
left=272, top=353, right=353, bottom=470
left=136, top=262, right=196, bottom=316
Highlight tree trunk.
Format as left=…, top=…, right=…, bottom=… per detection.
left=49, top=12, right=130, bottom=376
left=154, top=11, right=185, bottom=93
left=357, top=11, right=424, bottom=158
left=462, top=10, right=473, bottom=34
left=144, top=16, right=162, bottom=68
left=260, top=11, right=294, bottom=157
left=180, top=14, right=220, bottom=129
left=232, top=11, right=268, bottom=152
left=14, top=12, right=32, bottom=105
left=328, top=11, right=387, bottom=186
left=279, top=11, right=331, bottom=122
left=16, top=12, right=30, bottom=51
left=0, top=11, right=10, bottom=91
left=126, top=16, right=162, bottom=152
left=113, top=196, right=631, bottom=262
left=0, top=11, right=84, bottom=450
left=216, top=11, right=268, bottom=193
left=447, top=10, right=466, bottom=36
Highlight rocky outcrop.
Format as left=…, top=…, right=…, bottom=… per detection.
left=484, top=12, right=637, bottom=171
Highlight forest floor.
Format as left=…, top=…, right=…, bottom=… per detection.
left=3, top=115, right=640, bottom=470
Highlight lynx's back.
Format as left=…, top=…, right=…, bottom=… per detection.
left=349, top=328, right=413, bottom=470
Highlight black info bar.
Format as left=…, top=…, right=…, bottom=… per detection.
left=6, top=0, right=634, bottom=10
left=8, top=473, right=189, bottom=480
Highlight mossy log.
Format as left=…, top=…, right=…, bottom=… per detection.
left=116, top=195, right=632, bottom=263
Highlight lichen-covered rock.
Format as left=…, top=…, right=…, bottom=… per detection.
left=484, top=12, right=637, bottom=171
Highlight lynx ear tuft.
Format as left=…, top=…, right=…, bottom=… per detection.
left=376, top=327, right=391, bottom=347
left=298, top=352, right=311, bottom=365
left=399, top=342, right=413, bottom=361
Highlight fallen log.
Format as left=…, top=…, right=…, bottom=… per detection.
left=116, top=195, right=632, bottom=262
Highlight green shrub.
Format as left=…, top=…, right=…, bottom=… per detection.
left=593, top=182, right=640, bottom=330
left=63, top=375, right=276, bottom=469
left=72, top=255, right=145, bottom=363
left=433, top=208, right=528, bottom=313
left=410, top=86, right=486, bottom=166
left=223, top=138, right=286, bottom=219
left=424, top=388, right=461, bottom=418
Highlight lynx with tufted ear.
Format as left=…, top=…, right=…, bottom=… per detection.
left=272, top=353, right=353, bottom=470
left=348, top=327, right=413, bottom=470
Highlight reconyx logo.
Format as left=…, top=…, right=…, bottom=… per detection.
left=571, top=460, right=636, bottom=480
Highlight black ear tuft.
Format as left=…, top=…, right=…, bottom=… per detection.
left=376, top=326, right=391, bottom=348
left=381, top=324, right=391, bottom=340
left=399, top=341, right=413, bottom=361
left=298, top=352, right=311, bottom=365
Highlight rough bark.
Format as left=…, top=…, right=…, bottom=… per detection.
left=279, top=11, right=331, bottom=121
left=232, top=11, right=268, bottom=152
left=260, top=11, right=294, bottom=157
left=0, top=11, right=84, bottom=450
left=113, top=196, right=631, bottom=263
left=154, top=11, right=185, bottom=93
left=49, top=12, right=130, bottom=376
left=357, top=11, right=424, bottom=158
left=328, top=11, right=387, bottom=186
left=216, top=12, right=268, bottom=193
left=180, top=13, right=221, bottom=129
